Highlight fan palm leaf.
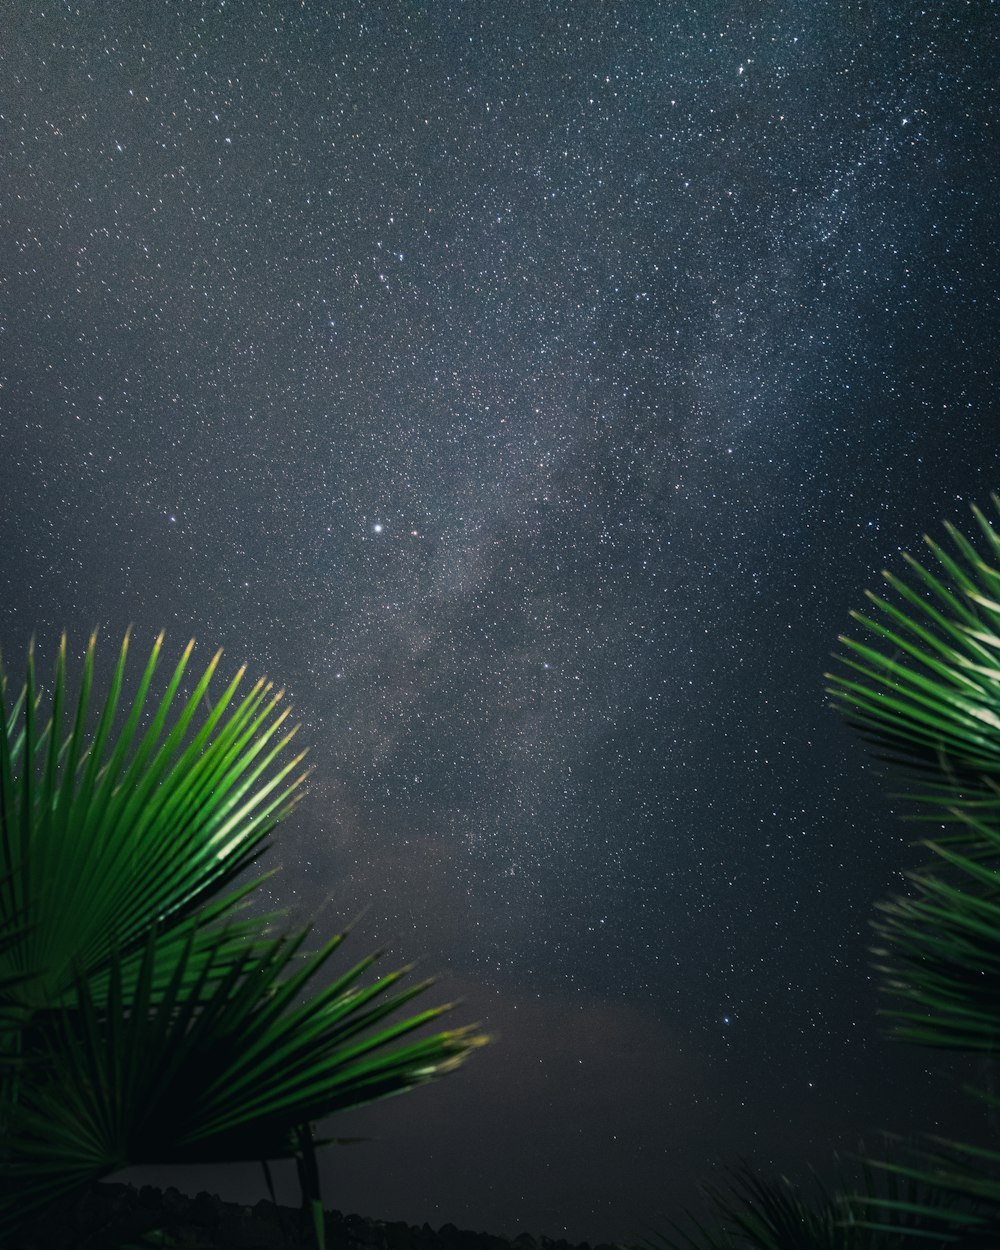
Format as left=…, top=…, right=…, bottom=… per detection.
left=643, top=498, right=1000, bottom=1250
left=0, top=631, right=487, bottom=1247
left=827, top=494, right=1000, bottom=833
left=827, top=501, right=1000, bottom=1060
left=825, top=498, right=1000, bottom=1240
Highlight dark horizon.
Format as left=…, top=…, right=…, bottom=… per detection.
left=2, top=2, right=998, bottom=1243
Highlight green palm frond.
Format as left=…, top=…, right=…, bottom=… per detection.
left=845, top=1134, right=1000, bottom=1246
left=868, top=814, right=1000, bottom=1054
left=825, top=497, right=1000, bottom=1242
left=652, top=497, right=1000, bottom=1250
left=827, top=494, right=1000, bottom=830
left=828, top=501, right=1000, bottom=1064
left=635, top=1156, right=968, bottom=1250
left=0, top=632, right=488, bottom=1245
left=2, top=915, right=483, bottom=1219
left=0, top=631, right=308, bottom=1018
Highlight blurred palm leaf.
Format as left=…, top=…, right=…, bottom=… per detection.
left=868, top=813, right=1000, bottom=1054
left=636, top=1155, right=969, bottom=1249
left=0, top=631, right=487, bottom=1246
left=844, top=1135, right=1000, bottom=1246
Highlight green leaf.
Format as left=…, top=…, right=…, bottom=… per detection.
left=0, top=633, right=489, bottom=1243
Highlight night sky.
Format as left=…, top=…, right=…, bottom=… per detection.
left=2, top=1, right=999, bottom=1243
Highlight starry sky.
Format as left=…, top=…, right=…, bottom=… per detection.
left=2, top=1, right=999, bottom=1243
